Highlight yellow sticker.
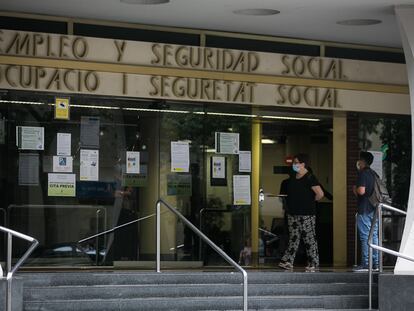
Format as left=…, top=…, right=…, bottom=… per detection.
left=55, top=97, right=70, bottom=120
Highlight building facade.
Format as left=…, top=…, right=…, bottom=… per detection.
left=0, top=11, right=411, bottom=269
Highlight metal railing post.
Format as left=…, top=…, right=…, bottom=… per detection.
left=368, top=243, right=373, bottom=310
left=242, top=269, right=248, bottom=311
left=7, top=233, right=11, bottom=273
left=367, top=203, right=411, bottom=311
left=198, top=208, right=205, bottom=261
left=1, top=227, right=38, bottom=311
left=6, top=232, right=12, bottom=311
left=378, top=207, right=383, bottom=273
left=354, top=213, right=358, bottom=267
left=156, top=201, right=161, bottom=273
left=95, top=209, right=101, bottom=266
left=156, top=199, right=248, bottom=311
left=367, top=204, right=379, bottom=311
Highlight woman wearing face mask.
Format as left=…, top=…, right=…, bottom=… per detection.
left=278, top=153, right=324, bottom=272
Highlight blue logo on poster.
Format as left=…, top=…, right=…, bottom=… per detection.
left=59, top=157, right=67, bottom=166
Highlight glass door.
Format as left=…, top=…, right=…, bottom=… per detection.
left=259, top=109, right=334, bottom=267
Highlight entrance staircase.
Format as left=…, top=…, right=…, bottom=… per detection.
left=21, top=271, right=377, bottom=311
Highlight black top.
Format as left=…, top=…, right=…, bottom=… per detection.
left=279, top=178, right=289, bottom=195
left=286, top=172, right=319, bottom=215
left=356, top=168, right=375, bottom=214
left=279, top=177, right=290, bottom=210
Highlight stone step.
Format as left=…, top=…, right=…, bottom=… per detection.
left=207, top=310, right=376, bottom=311
left=24, top=283, right=371, bottom=301
left=24, top=295, right=370, bottom=311
left=20, top=271, right=376, bottom=287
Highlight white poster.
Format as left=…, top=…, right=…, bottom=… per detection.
left=233, top=175, right=251, bottom=205
left=57, top=133, right=71, bottom=156
left=48, top=173, right=76, bottom=197
left=239, top=151, right=251, bottom=172
left=171, top=141, right=190, bottom=172
left=80, top=149, right=99, bottom=181
left=17, top=126, right=44, bottom=150
left=215, top=132, right=239, bottom=154
left=126, top=151, right=140, bottom=174
left=212, top=156, right=225, bottom=179
left=53, top=156, right=73, bottom=173
left=369, top=150, right=383, bottom=179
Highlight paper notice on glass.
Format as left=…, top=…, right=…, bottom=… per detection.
left=80, top=116, right=100, bottom=148
left=18, top=153, right=39, bottom=186
left=369, top=150, right=383, bottom=179
left=215, top=132, right=239, bottom=154
left=171, top=141, right=190, bottom=172
left=123, top=164, right=148, bottom=187
left=239, top=151, right=251, bottom=172
left=233, top=175, right=251, bottom=205
left=212, top=156, right=226, bottom=179
left=17, top=126, right=44, bottom=150
left=126, top=151, right=140, bottom=174
left=53, top=156, right=73, bottom=173
left=48, top=173, right=76, bottom=197
left=167, top=174, right=192, bottom=196
left=57, top=133, right=71, bottom=156
left=80, top=149, right=99, bottom=181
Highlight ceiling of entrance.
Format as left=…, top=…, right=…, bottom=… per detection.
left=1, top=0, right=414, bottom=48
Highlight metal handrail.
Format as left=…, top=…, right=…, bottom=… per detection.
left=259, top=227, right=278, bottom=238
left=367, top=203, right=411, bottom=310
left=0, top=225, right=39, bottom=311
left=78, top=213, right=156, bottom=243
left=156, top=199, right=248, bottom=311
left=354, top=212, right=358, bottom=267
left=9, top=204, right=107, bottom=264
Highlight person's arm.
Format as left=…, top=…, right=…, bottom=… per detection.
left=279, top=178, right=288, bottom=195
left=311, top=185, right=324, bottom=201
left=355, top=171, right=367, bottom=196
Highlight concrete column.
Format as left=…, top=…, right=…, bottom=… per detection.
left=139, top=115, right=160, bottom=257
left=333, top=111, right=347, bottom=267
left=395, top=5, right=414, bottom=274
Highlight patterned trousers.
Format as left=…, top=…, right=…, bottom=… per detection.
left=281, top=214, right=319, bottom=267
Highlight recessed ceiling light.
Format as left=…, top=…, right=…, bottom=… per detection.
left=261, top=139, right=277, bottom=144
left=233, top=9, right=280, bottom=16
left=261, top=115, right=320, bottom=122
left=120, top=0, right=169, bottom=4
left=336, top=19, right=382, bottom=26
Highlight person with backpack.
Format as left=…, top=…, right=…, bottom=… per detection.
left=278, top=153, right=324, bottom=272
left=353, top=151, right=380, bottom=272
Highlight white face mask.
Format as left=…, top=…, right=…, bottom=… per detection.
left=356, top=161, right=361, bottom=171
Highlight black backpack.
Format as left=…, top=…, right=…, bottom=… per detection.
left=368, top=169, right=392, bottom=208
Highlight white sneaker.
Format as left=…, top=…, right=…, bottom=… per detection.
left=278, top=261, right=293, bottom=270
left=305, top=265, right=318, bottom=272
